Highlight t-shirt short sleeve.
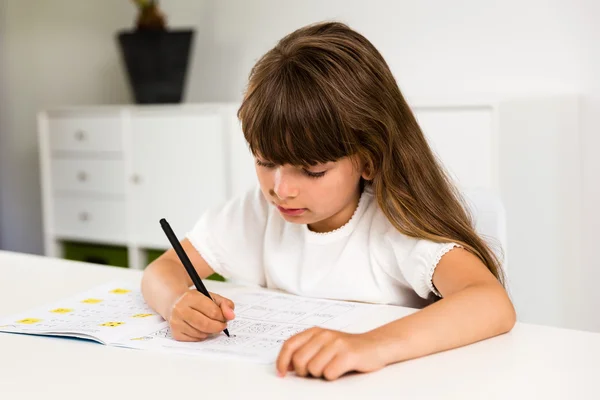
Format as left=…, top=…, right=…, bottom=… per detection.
left=382, top=224, right=459, bottom=299
left=186, top=186, right=269, bottom=286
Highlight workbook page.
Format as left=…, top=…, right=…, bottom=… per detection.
left=116, top=287, right=373, bottom=363
left=0, top=282, right=164, bottom=344
left=0, top=282, right=377, bottom=364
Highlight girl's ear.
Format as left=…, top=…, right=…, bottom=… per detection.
left=361, top=158, right=376, bottom=181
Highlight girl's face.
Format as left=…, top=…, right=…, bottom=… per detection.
left=255, top=155, right=369, bottom=233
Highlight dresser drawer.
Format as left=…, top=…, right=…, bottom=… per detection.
left=52, top=197, right=127, bottom=243
left=48, top=116, right=123, bottom=152
left=51, top=159, right=125, bottom=195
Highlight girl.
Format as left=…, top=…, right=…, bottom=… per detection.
left=141, top=21, right=516, bottom=381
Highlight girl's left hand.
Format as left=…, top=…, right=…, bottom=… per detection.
left=276, top=327, right=387, bottom=380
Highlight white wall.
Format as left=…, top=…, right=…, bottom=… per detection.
left=574, top=0, right=600, bottom=332
left=0, top=0, right=6, bottom=249
left=0, top=0, right=133, bottom=254
left=0, top=0, right=598, bottom=331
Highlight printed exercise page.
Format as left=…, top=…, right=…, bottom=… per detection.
left=117, top=287, right=374, bottom=363
left=0, top=282, right=164, bottom=344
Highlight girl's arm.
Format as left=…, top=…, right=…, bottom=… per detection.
left=276, top=247, right=516, bottom=380
left=141, top=239, right=236, bottom=341
left=367, top=247, right=516, bottom=361
left=141, top=238, right=216, bottom=319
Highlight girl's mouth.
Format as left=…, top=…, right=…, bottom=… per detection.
left=276, top=205, right=307, bottom=216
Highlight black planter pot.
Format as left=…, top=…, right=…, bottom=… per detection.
left=117, top=29, right=194, bottom=104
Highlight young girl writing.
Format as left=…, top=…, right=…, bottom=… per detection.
left=141, top=21, right=516, bottom=381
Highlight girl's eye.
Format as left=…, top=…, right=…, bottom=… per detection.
left=303, top=169, right=326, bottom=179
left=256, top=159, right=326, bottom=178
left=256, top=159, right=276, bottom=168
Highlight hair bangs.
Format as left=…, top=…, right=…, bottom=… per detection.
left=238, top=58, right=356, bottom=167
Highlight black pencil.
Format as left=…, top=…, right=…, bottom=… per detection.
left=159, top=218, right=230, bottom=337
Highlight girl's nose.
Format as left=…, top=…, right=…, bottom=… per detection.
left=272, top=168, right=298, bottom=200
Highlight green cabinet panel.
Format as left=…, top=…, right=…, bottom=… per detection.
left=63, top=242, right=128, bottom=268
left=146, top=249, right=225, bottom=282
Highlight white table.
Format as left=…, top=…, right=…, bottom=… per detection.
left=1, top=250, right=599, bottom=399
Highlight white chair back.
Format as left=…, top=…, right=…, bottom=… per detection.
left=461, top=188, right=508, bottom=273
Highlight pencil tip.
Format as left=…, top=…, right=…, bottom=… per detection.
left=224, top=328, right=230, bottom=337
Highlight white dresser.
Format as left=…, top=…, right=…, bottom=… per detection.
left=38, top=103, right=255, bottom=269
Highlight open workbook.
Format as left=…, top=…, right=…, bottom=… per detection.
left=0, top=282, right=375, bottom=364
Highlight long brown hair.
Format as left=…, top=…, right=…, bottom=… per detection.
left=238, top=21, right=504, bottom=285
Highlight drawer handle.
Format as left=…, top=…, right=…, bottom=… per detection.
left=75, top=130, right=86, bottom=141
left=79, top=212, right=90, bottom=222
left=77, top=171, right=88, bottom=182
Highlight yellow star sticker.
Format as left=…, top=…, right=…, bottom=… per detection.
left=110, top=288, right=130, bottom=294
left=50, top=308, right=73, bottom=314
left=17, top=318, right=41, bottom=324
left=82, top=298, right=103, bottom=304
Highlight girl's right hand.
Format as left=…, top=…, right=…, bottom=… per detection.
left=167, top=290, right=235, bottom=342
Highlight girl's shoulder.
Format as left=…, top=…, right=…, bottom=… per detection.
left=363, top=188, right=456, bottom=265
left=357, top=186, right=408, bottom=240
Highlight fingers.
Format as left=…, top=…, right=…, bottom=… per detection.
left=169, top=290, right=231, bottom=340
left=305, top=339, right=340, bottom=378
left=276, top=329, right=357, bottom=380
left=211, top=293, right=235, bottom=310
left=211, top=293, right=236, bottom=321
left=220, top=304, right=235, bottom=321
left=322, top=354, right=352, bottom=381
left=179, top=303, right=227, bottom=334
left=187, top=292, right=227, bottom=322
left=276, top=328, right=319, bottom=377
left=170, top=319, right=209, bottom=342
left=290, top=334, right=328, bottom=377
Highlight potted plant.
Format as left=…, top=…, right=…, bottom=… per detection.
left=117, top=0, right=195, bottom=104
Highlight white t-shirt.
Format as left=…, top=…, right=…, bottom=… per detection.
left=187, top=186, right=458, bottom=309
